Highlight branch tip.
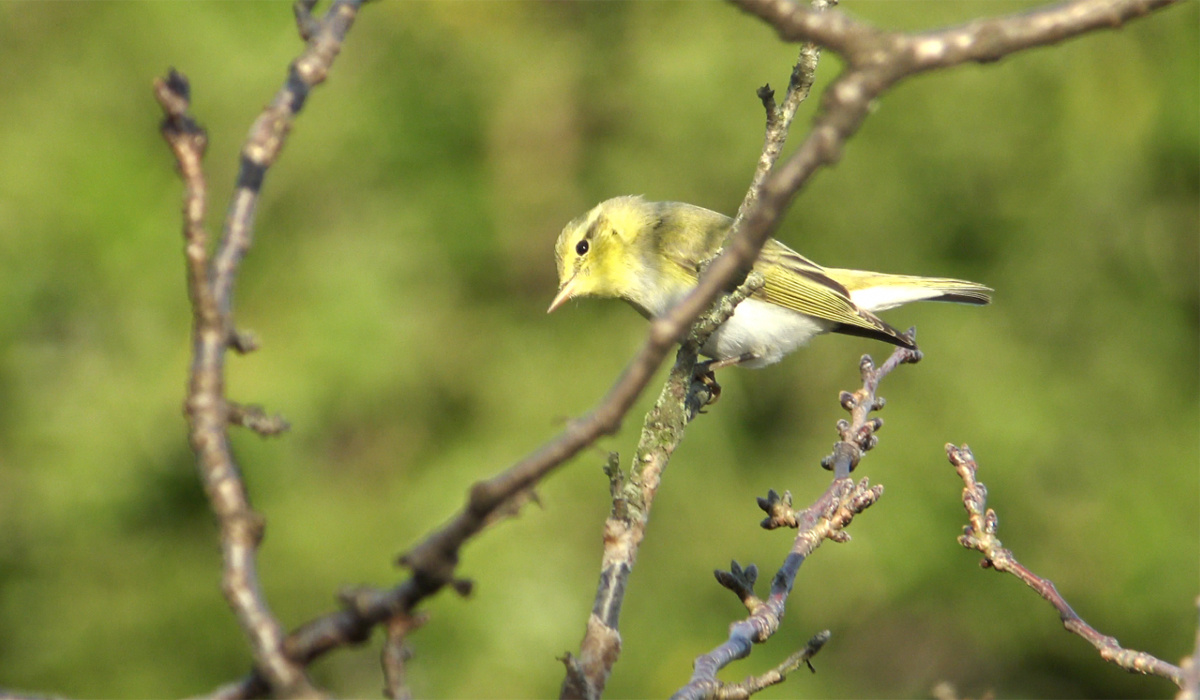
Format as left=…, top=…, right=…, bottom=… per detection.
left=165, top=68, right=190, bottom=102
left=227, top=402, right=291, bottom=437
left=948, top=446, right=1185, bottom=687
left=294, top=0, right=320, bottom=40
left=757, top=489, right=797, bottom=530
left=229, top=329, right=260, bottom=354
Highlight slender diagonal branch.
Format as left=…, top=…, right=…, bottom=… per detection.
left=947, top=444, right=1185, bottom=689
left=672, top=345, right=915, bottom=700
left=684, top=630, right=831, bottom=700
left=212, top=0, right=361, bottom=320
left=729, top=0, right=1181, bottom=261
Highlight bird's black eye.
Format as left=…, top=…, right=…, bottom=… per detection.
left=575, top=239, right=589, bottom=256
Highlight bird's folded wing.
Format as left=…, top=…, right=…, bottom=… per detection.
left=754, top=241, right=910, bottom=344
left=659, top=236, right=911, bottom=346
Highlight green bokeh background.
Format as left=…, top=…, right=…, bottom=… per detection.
left=0, top=1, right=1196, bottom=698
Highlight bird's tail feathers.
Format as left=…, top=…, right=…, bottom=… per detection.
left=826, top=269, right=992, bottom=313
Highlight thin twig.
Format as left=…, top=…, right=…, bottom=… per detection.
left=294, top=0, right=320, bottom=42
left=155, top=1, right=365, bottom=697
left=728, top=0, right=1181, bottom=275
left=820, top=340, right=920, bottom=479
left=212, top=0, right=361, bottom=321
left=0, top=690, right=67, bottom=700
left=672, top=345, right=914, bottom=700
left=691, top=630, right=830, bottom=700
left=381, top=610, right=428, bottom=700
left=734, top=0, right=835, bottom=228
left=947, top=444, right=1185, bottom=689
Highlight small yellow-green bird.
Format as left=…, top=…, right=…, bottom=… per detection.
left=549, top=196, right=991, bottom=368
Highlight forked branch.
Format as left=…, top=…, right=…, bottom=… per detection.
left=155, top=0, right=365, bottom=697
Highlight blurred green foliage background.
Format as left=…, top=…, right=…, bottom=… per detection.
left=0, top=1, right=1196, bottom=698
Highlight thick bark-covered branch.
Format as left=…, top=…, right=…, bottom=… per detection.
left=738, top=0, right=1178, bottom=72
left=947, top=444, right=1185, bottom=690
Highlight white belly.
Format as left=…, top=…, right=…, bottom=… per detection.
left=701, top=299, right=832, bottom=368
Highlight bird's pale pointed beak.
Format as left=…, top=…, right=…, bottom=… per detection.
left=547, top=277, right=578, bottom=314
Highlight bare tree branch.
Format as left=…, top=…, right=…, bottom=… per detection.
left=154, top=1, right=365, bottom=697
left=947, top=444, right=1186, bottom=689
left=688, top=630, right=831, bottom=700
left=0, top=690, right=67, bottom=700
left=822, top=343, right=919, bottom=478
left=374, top=3, right=1183, bottom=690
left=671, top=345, right=915, bottom=700
left=738, top=0, right=1178, bottom=69
left=212, top=0, right=361, bottom=321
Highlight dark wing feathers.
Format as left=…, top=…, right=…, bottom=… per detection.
left=755, top=240, right=915, bottom=348
left=654, top=217, right=918, bottom=349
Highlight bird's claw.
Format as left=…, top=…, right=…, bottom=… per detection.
left=692, top=363, right=722, bottom=406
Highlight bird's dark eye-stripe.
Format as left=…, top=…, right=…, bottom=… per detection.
left=575, top=239, right=589, bottom=256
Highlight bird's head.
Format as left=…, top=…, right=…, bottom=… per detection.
left=548, top=196, right=658, bottom=313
